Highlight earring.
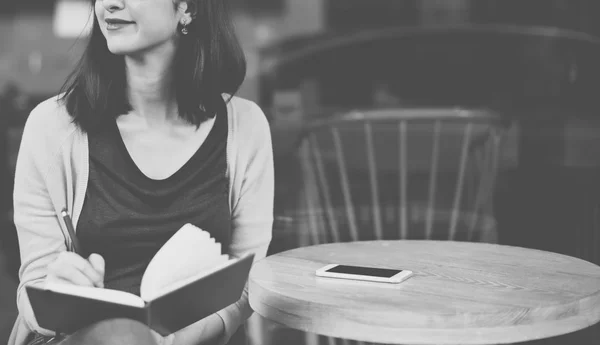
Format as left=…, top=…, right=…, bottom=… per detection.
left=181, top=19, right=189, bottom=35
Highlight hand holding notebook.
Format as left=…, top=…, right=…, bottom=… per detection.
left=27, top=223, right=254, bottom=336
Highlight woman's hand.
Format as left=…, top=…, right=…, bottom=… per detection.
left=46, top=252, right=105, bottom=288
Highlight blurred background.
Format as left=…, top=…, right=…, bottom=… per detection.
left=3, top=0, right=600, bottom=344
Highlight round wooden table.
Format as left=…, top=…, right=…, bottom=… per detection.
left=248, top=241, right=600, bottom=344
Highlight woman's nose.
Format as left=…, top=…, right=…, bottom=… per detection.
left=102, top=0, right=125, bottom=12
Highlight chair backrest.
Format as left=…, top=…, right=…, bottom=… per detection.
left=292, top=108, right=507, bottom=246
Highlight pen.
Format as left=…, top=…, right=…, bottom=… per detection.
left=61, top=208, right=81, bottom=255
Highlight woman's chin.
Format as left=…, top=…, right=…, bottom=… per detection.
left=105, top=40, right=141, bottom=56
left=106, top=45, right=134, bottom=55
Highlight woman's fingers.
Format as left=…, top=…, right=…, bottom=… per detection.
left=47, top=252, right=105, bottom=288
left=87, top=253, right=105, bottom=288
left=54, top=265, right=97, bottom=287
left=77, top=257, right=104, bottom=287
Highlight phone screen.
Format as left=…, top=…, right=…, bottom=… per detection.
left=325, top=265, right=402, bottom=278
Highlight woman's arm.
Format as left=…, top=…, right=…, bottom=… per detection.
left=216, top=101, right=274, bottom=344
left=12, top=105, right=70, bottom=335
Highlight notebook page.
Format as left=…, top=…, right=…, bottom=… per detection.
left=140, top=224, right=227, bottom=301
left=144, top=254, right=231, bottom=301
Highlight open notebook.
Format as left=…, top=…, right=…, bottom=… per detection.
left=27, top=224, right=254, bottom=336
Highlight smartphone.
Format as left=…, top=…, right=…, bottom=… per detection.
left=315, top=264, right=413, bottom=284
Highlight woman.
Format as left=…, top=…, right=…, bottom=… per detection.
left=8, top=0, right=273, bottom=344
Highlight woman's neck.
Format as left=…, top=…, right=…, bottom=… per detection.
left=125, top=43, right=179, bottom=126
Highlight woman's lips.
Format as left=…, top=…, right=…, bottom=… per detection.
left=105, top=19, right=134, bottom=30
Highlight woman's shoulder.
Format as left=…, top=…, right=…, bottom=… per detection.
left=16, top=94, right=82, bottom=180
left=224, top=94, right=270, bottom=135
left=23, top=94, right=78, bottom=140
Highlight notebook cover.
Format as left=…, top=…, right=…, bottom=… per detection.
left=147, top=253, right=255, bottom=336
left=26, top=285, right=149, bottom=334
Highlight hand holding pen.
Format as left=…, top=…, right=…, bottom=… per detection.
left=44, top=208, right=105, bottom=288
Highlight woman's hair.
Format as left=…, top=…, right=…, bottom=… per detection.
left=60, top=0, right=247, bottom=132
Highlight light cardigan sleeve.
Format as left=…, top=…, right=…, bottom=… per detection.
left=216, top=100, right=274, bottom=344
left=12, top=103, right=71, bottom=337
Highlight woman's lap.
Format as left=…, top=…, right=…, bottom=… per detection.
left=29, top=319, right=159, bottom=345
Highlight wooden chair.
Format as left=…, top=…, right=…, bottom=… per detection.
left=285, top=108, right=508, bottom=345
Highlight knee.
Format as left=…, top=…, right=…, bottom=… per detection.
left=63, top=318, right=157, bottom=345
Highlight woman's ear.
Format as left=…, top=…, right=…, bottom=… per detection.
left=176, top=1, right=193, bottom=29
left=178, top=0, right=197, bottom=19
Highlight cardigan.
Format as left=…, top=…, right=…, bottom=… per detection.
left=8, top=94, right=274, bottom=345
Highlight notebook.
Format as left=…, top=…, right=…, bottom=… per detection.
left=26, top=223, right=254, bottom=336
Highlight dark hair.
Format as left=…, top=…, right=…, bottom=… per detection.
left=60, top=0, right=246, bottom=132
